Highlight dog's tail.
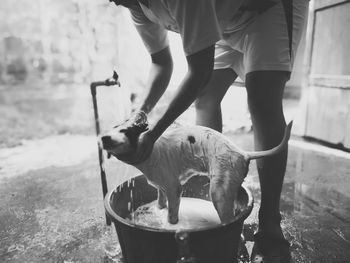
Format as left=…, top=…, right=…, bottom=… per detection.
left=245, top=121, right=293, bottom=161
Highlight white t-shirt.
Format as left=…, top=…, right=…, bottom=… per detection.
left=129, top=0, right=246, bottom=56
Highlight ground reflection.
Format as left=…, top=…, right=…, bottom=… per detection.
left=245, top=144, right=350, bottom=262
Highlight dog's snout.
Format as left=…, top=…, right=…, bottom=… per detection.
left=101, top=135, right=112, bottom=147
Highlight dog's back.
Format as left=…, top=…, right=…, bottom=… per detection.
left=138, top=125, right=248, bottom=185
left=139, top=122, right=291, bottom=189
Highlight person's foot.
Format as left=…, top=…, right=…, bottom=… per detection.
left=250, top=231, right=291, bottom=263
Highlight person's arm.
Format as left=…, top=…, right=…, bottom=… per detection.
left=138, top=46, right=173, bottom=114
left=148, top=44, right=215, bottom=140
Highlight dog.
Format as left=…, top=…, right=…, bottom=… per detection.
left=101, top=111, right=292, bottom=224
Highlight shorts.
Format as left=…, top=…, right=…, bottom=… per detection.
left=214, top=0, right=309, bottom=81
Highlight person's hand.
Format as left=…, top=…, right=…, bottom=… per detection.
left=117, top=130, right=156, bottom=165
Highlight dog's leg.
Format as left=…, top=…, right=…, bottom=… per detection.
left=157, top=188, right=167, bottom=209
left=210, top=176, right=236, bottom=224
left=165, top=183, right=182, bottom=224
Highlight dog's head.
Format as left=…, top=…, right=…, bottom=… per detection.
left=100, top=111, right=148, bottom=157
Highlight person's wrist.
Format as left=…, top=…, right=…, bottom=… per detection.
left=134, top=109, right=147, bottom=119
left=146, top=126, right=161, bottom=142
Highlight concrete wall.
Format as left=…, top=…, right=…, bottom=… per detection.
left=0, top=0, right=126, bottom=84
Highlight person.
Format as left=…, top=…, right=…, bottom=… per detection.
left=110, top=0, right=308, bottom=262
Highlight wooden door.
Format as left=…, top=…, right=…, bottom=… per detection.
left=302, top=0, right=350, bottom=149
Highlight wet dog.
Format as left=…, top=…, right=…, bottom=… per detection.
left=101, top=112, right=292, bottom=224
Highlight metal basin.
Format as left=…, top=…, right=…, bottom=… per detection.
left=105, top=175, right=253, bottom=263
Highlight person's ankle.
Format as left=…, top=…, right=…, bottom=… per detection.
left=257, top=211, right=285, bottom=239
left=257, top=225, right=284, bottom=240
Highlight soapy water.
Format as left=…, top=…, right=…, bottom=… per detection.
left=126, top=197, right=240, bottom=230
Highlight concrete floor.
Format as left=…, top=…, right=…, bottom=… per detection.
left=1, top=84, right=350, bottom=262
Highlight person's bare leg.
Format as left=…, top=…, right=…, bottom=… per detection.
left=195, top=68, right=237, bottom=132
left=245, top=70, right=290, bottom=239
left=197, top=68, right=249, bottom=260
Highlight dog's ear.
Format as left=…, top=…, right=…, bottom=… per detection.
left=117, top=111, right=149, bottom=149
left=133, top=122, right=149, bottom=133
left=124, top=126, right=141, bottom=149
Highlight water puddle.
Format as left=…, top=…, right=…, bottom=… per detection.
left=279, top=146, right=350, bottom=261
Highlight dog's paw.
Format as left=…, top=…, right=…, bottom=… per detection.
left=157, top=198, right=167, bottom=209
left=157, top=203, right=167, bottom=209
left=168, top=213, right=179, bottom=224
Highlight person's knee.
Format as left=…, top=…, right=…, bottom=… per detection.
left=195, top=68, right=236, bottom=112
left=247, top=92, right=283, bottom=119
left=246, top=71, right=288, bottom=120
left=195, top=96, right=220, bottom=112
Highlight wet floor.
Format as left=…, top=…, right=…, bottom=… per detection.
left=1, top=82, right=349, bottom=263
left=243, top=138, right=350, bottom=263
left=1, top=132, right=349, bottom=263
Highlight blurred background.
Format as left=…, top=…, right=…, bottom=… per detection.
left=0, top=0, right=143, bottom=148
left=0, top=0, right=311, bottom=148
